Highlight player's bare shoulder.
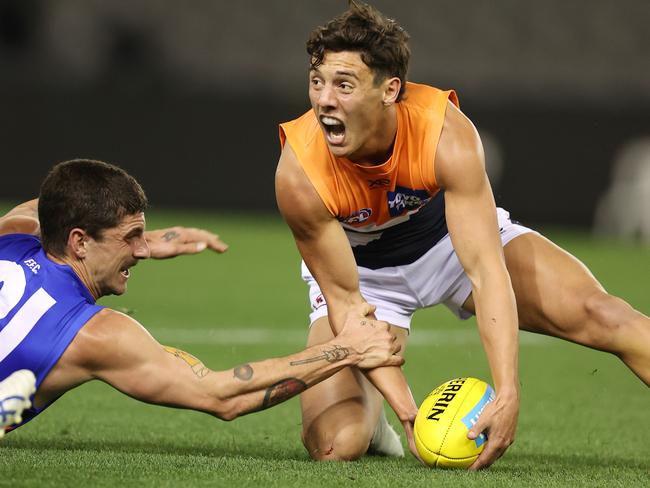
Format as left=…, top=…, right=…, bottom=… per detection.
left=0, top=200, right=40, bottom=236
left=62, top=309, right=149, bottom=371
left=34, top=308, right=138, bottom=406
left=275, top=143, right=320, bottom=203
left=275, top=142, right=333, bottom=235
left=276, top=142, right=308, bottom=192
left=435, top=101, right=486, bottom=191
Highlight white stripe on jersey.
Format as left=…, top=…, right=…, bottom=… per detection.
left=0, top=288, right=56, bottom=363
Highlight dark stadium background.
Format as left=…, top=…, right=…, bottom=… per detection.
left=1, top=0, right=648, bottom=228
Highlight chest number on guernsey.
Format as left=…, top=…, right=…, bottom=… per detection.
left=0, top=260, right=57, bottom=362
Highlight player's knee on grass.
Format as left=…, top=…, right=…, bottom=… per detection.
left=303, top=423, right=372, bottom=461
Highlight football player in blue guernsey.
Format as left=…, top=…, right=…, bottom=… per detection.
left=0, top=159, right=403, bottom=437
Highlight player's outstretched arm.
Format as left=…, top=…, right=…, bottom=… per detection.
left=0, top=199, right=40, bottom=236
left=436, top=102, right=520, bottom=470
left=207, top=304, right=404, bottom=417
left=62, top=305, right=402, bottom=421
left=0, top=199, right=227, bottom=258
left=144, top=227, right=228, bottom=258
left=276, top=142, right=420, bottom=455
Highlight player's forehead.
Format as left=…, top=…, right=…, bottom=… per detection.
left=311, top=51, right=372, bottom=78
left=106, top=212, right=146, bottom=236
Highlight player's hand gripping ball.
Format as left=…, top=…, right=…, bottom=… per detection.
left=414, top=377, right=495, bottom=468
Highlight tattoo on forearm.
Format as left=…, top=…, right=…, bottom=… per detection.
left=162, top=231, right=180, bottom=242
left=261, top=378, right=307, bottom=409
left=163, top=345, right=210, bottom=378
left=289, top=345, right=350, bottom=366
left=234, top=364, right=254, bottom=381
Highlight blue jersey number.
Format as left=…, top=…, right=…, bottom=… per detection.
left=0, top=260, right=56, bottom=362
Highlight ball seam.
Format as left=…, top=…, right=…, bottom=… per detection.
left=437, top=378, right=481, bottom=465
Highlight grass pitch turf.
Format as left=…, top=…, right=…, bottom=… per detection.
left=1, top=208, right=649, bottom=487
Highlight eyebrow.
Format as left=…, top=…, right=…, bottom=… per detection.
left=310, top=67, right=360, bottom=81
left=335, top=70, right=360, bottom=80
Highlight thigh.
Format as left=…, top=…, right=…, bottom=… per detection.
left=503, top=232, right=605, bottom=339
left=300, top=316, right=409, bottom=448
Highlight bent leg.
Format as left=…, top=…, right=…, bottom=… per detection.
left=300, top=317, right=408, bottom=461
left=466, top=233, right=650, bottom=385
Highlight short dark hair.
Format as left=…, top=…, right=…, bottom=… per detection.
left=306, top=1, right=411, bottom=101
left=39, top=159, right=148, bottom=256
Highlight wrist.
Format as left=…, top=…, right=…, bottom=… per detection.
left=495, top=382, right=520, bottom=400
left=322, top=339, right=362, bottom=367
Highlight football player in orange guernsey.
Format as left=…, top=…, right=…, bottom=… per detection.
left=275, top=1, right=650, bottom=469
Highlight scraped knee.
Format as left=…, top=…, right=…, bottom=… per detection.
left=303, top=423, right=372, bottom=461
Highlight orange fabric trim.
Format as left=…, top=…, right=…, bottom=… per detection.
left=279, top=83, right=458, bottom=228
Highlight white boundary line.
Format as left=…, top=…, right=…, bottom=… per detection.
left=148, top=327, right=552, bottom=347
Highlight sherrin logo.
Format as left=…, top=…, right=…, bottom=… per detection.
left=426, top=377, right=466, bottom=421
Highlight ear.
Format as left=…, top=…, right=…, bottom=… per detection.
left=68, top=228, right=89, bottom=258
left=382, top=77, right=401, bottom=106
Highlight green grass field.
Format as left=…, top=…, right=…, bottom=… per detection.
left=1, top=209, right=649, bottom=487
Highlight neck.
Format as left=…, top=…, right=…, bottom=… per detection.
left=47, top=252, right=101, bottom=300
left=349, top=105, right=398, bottom=166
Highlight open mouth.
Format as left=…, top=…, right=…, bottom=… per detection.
left=120, top=261, right=136, bottom=279
left=320, top=116, right=346, bottom=146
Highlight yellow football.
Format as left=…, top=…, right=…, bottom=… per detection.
left=414, top=377, right=495, bottom=468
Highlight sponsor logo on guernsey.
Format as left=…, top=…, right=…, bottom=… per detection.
left=461, top=385, right=496, bottom=448
left=23, top=259, right=40, bottom=274
left=387, top=186, right=431, bottom=217
left=339, top=208, right=372, bottom=225
left=368, top=178, right=391, bottom=189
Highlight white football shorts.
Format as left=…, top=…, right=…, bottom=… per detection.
left=302, top=208, right=537, bottom=330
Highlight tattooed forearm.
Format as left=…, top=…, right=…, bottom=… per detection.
left=233, top=364, right=254, bottom=381
left=163, top=345, right=210, bottom=378
left=261, top=378, right=307, bottom=409
left=289, top=345, right=350, bottom=366
left=162, top=230, right=180, bottom=242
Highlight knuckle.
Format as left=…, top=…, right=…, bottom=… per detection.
left=497, top=439, right=510, bottom=449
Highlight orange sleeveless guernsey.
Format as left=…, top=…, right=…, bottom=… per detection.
left=280, top=82, right=459, bottom=269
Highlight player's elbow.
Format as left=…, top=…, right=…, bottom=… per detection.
left=469, top=261, right=511, bottom=294
left=216, top=408, right=239, bottom=422
left=210, top=396, right=246, bottom=422
left=208, top=397, right=236, bottom=421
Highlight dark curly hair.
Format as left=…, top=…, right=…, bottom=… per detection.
left=39, top=159, right=148, bottom=256
left=307, top=1, right=411, bottom=101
